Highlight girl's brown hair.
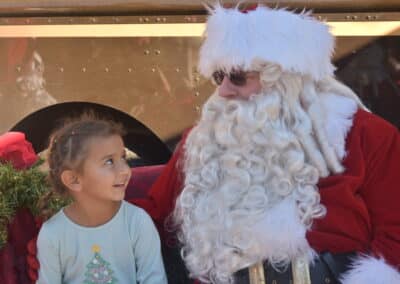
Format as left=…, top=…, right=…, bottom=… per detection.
left=47, top=115, right=125, bottom=195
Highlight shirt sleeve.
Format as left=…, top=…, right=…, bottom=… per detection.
left=133, top=209, right=168, bottom=284
left=36, top=224, right=62, bottom=284
left=360, top=115, right=400, bottom=267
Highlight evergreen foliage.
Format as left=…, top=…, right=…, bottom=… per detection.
left=0, top=160, right=69, bottom=249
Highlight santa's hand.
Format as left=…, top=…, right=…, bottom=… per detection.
left=26, top=237, right=39, bottom=283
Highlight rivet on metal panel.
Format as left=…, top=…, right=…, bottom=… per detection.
left=162, top=17, right=167, bottom=22
left=366, top=15, right=372, bottom=20
left=114, top=17, right=120, bottom=23
left=325, top=277, right=331, bottom=283
left=144, top=17, right=150, bottom=22
left=317, top=16, right=322, bottom=20
left=373, top=15, right=378, bottom=20
left=25, top=19, right=30, bottom=24
left=90, top=18, right=97, bottom=23
left=82, top=67, right=86, bottom=72
left=195, top=77, right=200, bottom=82
left=144, top=50, right=150, bottom=55
left=345, top=15, right=351, bottom=20
left=195, top=91, right=200, bottom=96
left=59, top=67, right=64, bottom=72
left=352, top=15, right=358, bottom=20
left=105, top=67, right=109, bottom=72
left=139, top=17, right=143, bottom=23
left=16, top=66, right=21, bottom=72
left=151, top=68, right=156, bottom=72
left=155, top=50, right=161, bottom=55
left=128, top=68, right=133, bottom=73
left=156, top=17, right=161, bottom=22
left=47, top=19, right=52, bottom=23
left=176, top=68, right=180, bottom=72
left=195, top=106, right=201, bottom=112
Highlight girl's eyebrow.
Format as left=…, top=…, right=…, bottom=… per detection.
left=100, top=149, right=126, bottom=160
left=100, top=153, right=115, bottom=161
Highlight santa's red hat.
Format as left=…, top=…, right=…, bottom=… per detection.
left=198, top=4, right=335, bottom=81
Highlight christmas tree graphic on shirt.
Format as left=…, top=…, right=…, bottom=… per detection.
left=84, top=244, right=117, bottom=284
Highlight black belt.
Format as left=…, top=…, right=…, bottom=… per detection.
left=234, top=252, right=355, bottom=284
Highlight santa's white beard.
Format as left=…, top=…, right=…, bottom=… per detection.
left=174, top=89, right=327, bottom=284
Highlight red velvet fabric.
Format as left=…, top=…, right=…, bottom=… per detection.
left=125, top=165, right=166, bottom=200
left=0, top=132, right=39, bottom=283
left=131, top=110, right=400, bottom=280
left=0, top=209, right=39, bottom=284
left=130, top=132, right=188, bottom=239
left=22, top=110, right=400, bottom=282
left=307, top=110, right=400, bottom=267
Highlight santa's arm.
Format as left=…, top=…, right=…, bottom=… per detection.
left=129, top=130, right=189, bottom=236
left=340, top=116, right=400, bottom=284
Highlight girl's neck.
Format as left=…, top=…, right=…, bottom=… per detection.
left=64, top=200, right=122, bottom=227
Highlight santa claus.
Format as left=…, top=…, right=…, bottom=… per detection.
left=26, top=3, right=400, bottom=284
left=134, top=4, right=400, bottom=284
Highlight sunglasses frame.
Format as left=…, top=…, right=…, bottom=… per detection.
left=212, top=69, right=249, bottom=87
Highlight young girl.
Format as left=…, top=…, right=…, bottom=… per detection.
left=36, top=117, right=167, bottom=284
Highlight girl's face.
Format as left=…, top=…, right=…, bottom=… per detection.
left=76, top=135, right=131, bottom=204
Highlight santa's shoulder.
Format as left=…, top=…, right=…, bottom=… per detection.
left=348, top=109, right=399, bottom=150
left=352, top=109, right=398, bottom=135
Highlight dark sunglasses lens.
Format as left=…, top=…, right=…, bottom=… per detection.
left=229, top=71, right=247, bottom=86
left=212, top=71, right=225, bottom=85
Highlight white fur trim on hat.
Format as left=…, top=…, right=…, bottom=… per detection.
left=340, top=255, right=400, bottom=284
left=198, top=4, right=335, bottom=81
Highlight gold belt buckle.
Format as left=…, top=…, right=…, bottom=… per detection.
left=249, top=262, right=266, bottom=284
left=292, top=255, right=312, bottom=284
left=249, top=255, right=311, bottom=284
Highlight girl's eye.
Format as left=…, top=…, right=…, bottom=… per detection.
left=105, top=158, right=114, bottom=165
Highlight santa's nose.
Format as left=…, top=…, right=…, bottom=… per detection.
left=218, top=76, right=237, bottom=98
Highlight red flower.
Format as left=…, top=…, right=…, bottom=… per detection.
left=0, top=132, right=37, bottom=170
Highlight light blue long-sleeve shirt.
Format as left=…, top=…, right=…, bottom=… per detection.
left=36, top=200, right=167, bottom=284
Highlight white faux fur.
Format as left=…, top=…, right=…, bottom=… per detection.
left=340, top=256, right=400, bottom=284
left=199, top=5, right=335, bottom=81
left=248, top=198, right=315, bottom=266
left=319, top=93, right=358, bottom=160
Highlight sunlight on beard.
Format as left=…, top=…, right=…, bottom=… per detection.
left=175, top=86, right=325, bottom=283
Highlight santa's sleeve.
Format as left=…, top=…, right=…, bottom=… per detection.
left=129, top=130, right=189, bottom=236
left=340, top=114, right=400, bottom=284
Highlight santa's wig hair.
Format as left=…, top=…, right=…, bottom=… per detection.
left=173, top=4, right=366, bottom=283
left=173, top=61, right=364, bottom=283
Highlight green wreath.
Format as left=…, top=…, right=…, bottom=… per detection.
left=0, top=160, right=70, bottom=249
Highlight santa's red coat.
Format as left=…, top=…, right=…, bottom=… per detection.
left=132, top=109, right=400, bottom=273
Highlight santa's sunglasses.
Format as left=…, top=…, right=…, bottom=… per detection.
left=212, top=70, right=250, bottom=87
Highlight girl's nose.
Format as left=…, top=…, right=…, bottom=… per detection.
left=118, top=160, right=131, bottom=176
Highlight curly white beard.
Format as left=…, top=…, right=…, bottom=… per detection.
left=173, top=73, right=360, bottom=283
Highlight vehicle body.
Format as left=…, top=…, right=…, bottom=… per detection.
left=0, top=0, right=399, bottom=163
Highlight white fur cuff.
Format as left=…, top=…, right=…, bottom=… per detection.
left=340, top=255, right=400, bottom=284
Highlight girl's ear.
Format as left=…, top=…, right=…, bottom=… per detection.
left=60, top=170, right=82, bottom=192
